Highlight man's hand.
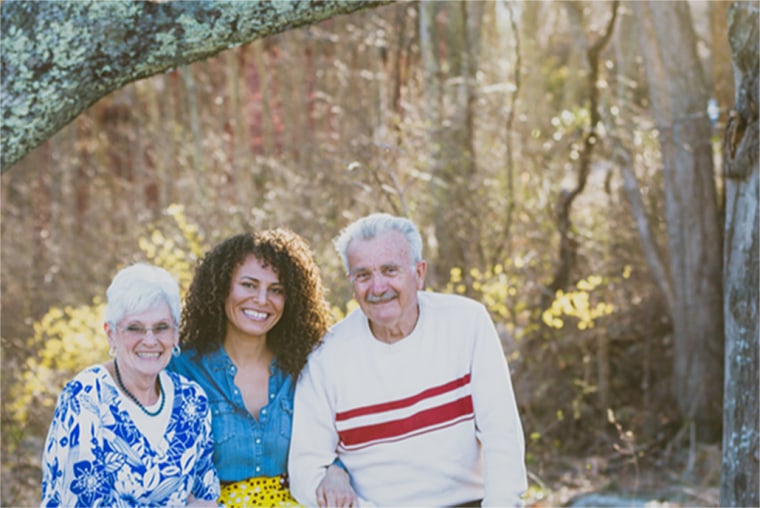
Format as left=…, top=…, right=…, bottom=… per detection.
left=316, top=464, right=358, bottom=507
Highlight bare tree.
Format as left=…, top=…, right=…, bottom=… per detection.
left=721, top=2, right=758, bottom=505
left=634, top=0, right=724, bottom=442
left=419, top=1, right=485, bottom=285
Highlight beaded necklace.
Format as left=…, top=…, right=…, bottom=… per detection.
left=113, top=357, right=165, bottom=417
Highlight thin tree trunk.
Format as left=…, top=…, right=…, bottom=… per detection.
left=545, top=1, right=618, bottom=303
left=615, top=146, right=675, bottom=315
left=634, top=0, right=724, bottom=442
left=720, top=2, right=759, bottom=505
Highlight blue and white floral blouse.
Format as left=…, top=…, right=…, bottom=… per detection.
left=40, top=365, right=220, bottom=507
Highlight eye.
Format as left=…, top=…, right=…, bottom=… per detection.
left=353, top=271, right=370, bottom=282
left=270, top=286, right=285, bottom=295
left=242, top=281, right=256, bottom=289
left=153, top=323, right=172, bottom=333
left=382, top=265, right=400, bottom=276
left=126, top=325, right=146, bottom=334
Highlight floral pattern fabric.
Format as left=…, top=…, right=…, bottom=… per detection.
left=41, top=365, right=220, bottom=507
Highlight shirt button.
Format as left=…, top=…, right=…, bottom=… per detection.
left=256, top=438, right=261, bottom=444
left=261, top=409, right=267, bottom=415
left=269, top=393, right=275, bottom=399
left=256, top=466, right=261, bottom=472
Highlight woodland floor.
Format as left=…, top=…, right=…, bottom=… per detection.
left=3, top=452, right=722, bottom=508
left=524, top=451, right=722, bottom=508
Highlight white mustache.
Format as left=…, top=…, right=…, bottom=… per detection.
left=366, top=291, right=397, bottom=303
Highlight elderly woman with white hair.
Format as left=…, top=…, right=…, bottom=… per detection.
left=40, top=263, right=220, bottom=507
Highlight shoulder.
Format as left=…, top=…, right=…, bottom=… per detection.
left=53, top=365, right=117, bottom=415
left=167, top=348, right=205, bottom=375
left=166, top=370, right=208, bottom=400
left=323, top=308, right=366, bottom=346
left=63, top=364, right=112, bottom=395
left=419, top=291, right=487, bottom=316
left=305, top=309, right=365, bottom=366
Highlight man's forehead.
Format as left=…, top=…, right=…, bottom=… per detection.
left=348, top=235, right=412, bottom=266
left=349, top=233, right=409, bottom=254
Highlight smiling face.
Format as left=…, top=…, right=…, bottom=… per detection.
left=347, top=230, right=426, bottom=342
left=224, top=254, right=286, bottom=342
left=106, top=302, right=177, bottom=382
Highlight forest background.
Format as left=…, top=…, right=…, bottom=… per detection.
left=1, top=1, right=757, bottom=507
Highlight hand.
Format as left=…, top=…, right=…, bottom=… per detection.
left=316, top=464, right=358, bottom=508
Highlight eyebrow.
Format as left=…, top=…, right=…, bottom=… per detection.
left=351, top=263, right=402, bottom=274
left=240, top=275, right=283, bottom=286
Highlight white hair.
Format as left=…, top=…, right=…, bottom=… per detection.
left=333, top=213, right=423, bottom=274
left=104, top=263, right=181, bottom=326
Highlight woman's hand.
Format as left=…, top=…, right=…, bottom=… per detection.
left=316, top=464, right=358, bottom=508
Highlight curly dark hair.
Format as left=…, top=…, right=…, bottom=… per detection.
left=180, top=229, right=332, bottom=377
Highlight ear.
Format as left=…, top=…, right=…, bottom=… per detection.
left=415, top=260, right=427, bottom=290
left=104, top=322, right=117, bottom=350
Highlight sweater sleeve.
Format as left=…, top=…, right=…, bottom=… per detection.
left=470, top=305, right=527, bottom=507
left=288, top=352, right=340, bottom=506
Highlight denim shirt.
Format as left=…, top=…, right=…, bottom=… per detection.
left=168, top=346, right=294, bottom=482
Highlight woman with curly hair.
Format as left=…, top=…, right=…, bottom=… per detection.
left=169, top=229, right=356, bottom=507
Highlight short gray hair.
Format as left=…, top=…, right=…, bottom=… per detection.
left=334, top=213, right=423, bottom=273
left=104, top=263, right=181, bottom=327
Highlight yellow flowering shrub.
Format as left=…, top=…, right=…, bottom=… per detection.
left=541, top=275, right=615, bottom=330
left=8, top=204, right=207, bottom=430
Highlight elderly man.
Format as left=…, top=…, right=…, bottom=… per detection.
left=289, top=213, right=527, bottom=507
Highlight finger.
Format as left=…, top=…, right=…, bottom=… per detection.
left=316, top=487, right=327, bottom=508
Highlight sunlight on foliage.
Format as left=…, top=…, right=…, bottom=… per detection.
left=444, top=260, right=522, bottom=329
left=541, top=275, right=615, bottom=330
left=9, top=301, right=108, bottom=426
left=138, top=204, right=208, bottom=290
left=331, top=298, right=359, bottom=323
left=10, top=204, right=207, bottom=430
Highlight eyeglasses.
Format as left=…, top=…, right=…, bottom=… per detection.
left=118, top=323, right=175, bottom=340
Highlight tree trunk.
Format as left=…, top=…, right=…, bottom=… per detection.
left=0, top=0, right=391, bottom=171
left=420, top=1, right=484, bottom=286
left=720, top=2, right=759, bottom=506
left=545, top=1, right=618, bottom=303
left=709, top=1, right=735, bottom=126
left=634, top=0, right=724, bottom=442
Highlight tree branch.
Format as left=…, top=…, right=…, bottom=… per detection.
left=1, top=0, right=392, bottom=171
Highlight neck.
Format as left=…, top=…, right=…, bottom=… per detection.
left=224, top=332, right=272, bottom=367
left=110, top=359, right=160, bottom=405
left=370, top=305, right=420, bottom=344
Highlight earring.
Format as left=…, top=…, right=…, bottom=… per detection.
left=172, top=344, right=181, bottom=357
left=109, top=346, right=116, bottom=358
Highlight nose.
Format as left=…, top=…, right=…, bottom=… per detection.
left=142, top=329, right=160, bottom=343
left=369, top=272, right=389, bottom=292
left=255, top=287, right=268, bottom=304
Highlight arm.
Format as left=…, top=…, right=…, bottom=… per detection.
left=288, top=355, right=343, bottom=506
left=41, top=379, right=110, bottom=507
left=190, top=389, right=221, bottom=503
left=470, top=305, right=528, bottom=507
left=41, top=394, right=69, bottom=507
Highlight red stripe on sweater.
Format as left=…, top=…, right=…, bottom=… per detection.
left=339, top=414, right=475, bottom=451
left=335, top=373, right=471, bottom=421
left=338, top=395, right=474, bottom=447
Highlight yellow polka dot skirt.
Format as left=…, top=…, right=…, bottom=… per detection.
left=219, top=475, right=302, bottom=508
